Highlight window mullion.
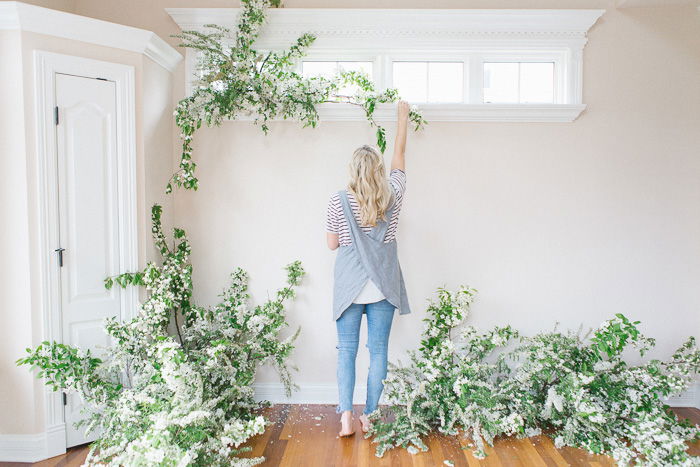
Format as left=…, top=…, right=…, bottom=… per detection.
left=425, top=62, right=430, bottom=103
left=517, top=62, right=522, bottom=104
left=468, top=54, right=483, bottom=104
left=376, top=54, right=389, bottom=91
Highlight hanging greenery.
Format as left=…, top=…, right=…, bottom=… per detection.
left=368, top=287, right=700, bottom=465
left=18, top=205, right=305, bottom=466
left=169, top=0, right=426, bottom=193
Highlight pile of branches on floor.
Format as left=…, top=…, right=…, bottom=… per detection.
left=368, top=287, right=700, bottom=465
left=18, top=205, right=304, bottom=466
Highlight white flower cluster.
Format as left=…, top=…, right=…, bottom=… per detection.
left=368, top=292, right=700, bottom=466
left=19, top=204, right=305, bottom=466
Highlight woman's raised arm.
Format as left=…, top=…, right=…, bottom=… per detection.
left=391, top=100, right=410, bottom=172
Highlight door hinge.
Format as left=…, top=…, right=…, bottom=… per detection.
left=62, top=392, right=67, bottom=405
left=54, top=106, right=59, bottom=126
left=55, top=247, right=66, bottom=267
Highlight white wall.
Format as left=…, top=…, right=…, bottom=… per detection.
left=171, top=5, right=700, bottom=392
left=0, top=29, right=39, bottom=434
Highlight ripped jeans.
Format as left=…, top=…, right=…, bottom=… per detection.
left=335, top=299, right=395, bottom=415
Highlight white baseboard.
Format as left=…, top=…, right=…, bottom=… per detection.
left=256, top=381, right=700, bottom=409
left=0, top=423, right=65, bottom=463
left=663, top=382, right=700, bottom=408
left=254, top=382, right=370, bottom=405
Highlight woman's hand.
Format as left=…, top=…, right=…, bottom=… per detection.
left=397, top=100, right=410, bottom=124
left=392, top=100, right=409, bottom=171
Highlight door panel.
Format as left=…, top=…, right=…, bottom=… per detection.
left=55, top=73, right=121, bottom=448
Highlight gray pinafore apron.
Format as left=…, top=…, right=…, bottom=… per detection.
left=332, top=190, right=411, bottom=320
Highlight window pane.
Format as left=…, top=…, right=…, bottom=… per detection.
left=394, top=62, right=464, bottom=103
left=337, top=61, right=373, bottom=76
left=393, top=62, right=428, bottom=103
left=520, top=63, right=554, bottom=103
left=302, top=61, right=373, bottom=78
left=302, top=61, right=374, bottom=96
left=484, top=62, right=555, bottom=104
left=428, top=62, right=463, bottom=103
left=483, top=63, right=519, bottom=103
left=302, top=61, right=337, bottom=79
left=336, top=61, right=373, bottom=96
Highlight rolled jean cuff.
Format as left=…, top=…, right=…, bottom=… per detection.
left=336, top=404, right=353, bottom=414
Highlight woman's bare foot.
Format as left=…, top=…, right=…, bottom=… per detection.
left=339, top=410, right=355, bottom=437
left=359, top=413, right=371, bottom=433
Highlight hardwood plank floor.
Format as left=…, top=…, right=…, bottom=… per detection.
left=3, top=406, right=698, bottom=467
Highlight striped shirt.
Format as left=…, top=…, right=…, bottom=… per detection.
left=326, top=169, right=406, bottom=246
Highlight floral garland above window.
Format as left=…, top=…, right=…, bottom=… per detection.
left=169, top=0, right=426, bottom=193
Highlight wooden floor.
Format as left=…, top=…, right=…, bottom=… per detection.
left=3, top=406, right=699, bottom=467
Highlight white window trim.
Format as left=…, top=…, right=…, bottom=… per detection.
left=167, top=8, right=605, bottom=123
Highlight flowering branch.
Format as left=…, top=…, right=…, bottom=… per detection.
left=168, top=0, right=426, bottom=193
left=369, top=289, right=700, bottom=465
left=18, top=204, right=305, bottom=466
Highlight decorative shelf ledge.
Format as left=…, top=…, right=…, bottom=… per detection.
left=231, top=103, right=587, bottom=124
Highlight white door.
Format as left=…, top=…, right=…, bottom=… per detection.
left=55, top=73, right=122, bottom=448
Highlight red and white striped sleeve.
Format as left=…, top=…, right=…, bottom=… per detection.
left=326, top=193, right=341, bottom=234
left=389, top=169, right=406, bottom=206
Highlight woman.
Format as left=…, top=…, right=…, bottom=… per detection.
left=326, top=100, right=412, bottom=437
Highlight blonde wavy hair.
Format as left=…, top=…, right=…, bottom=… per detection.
left=347, top=145, right=392, bottom=227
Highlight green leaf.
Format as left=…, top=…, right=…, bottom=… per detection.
left=376, top=126, right=387, bottom=153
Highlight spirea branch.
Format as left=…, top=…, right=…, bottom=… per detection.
left=168, top=0, right=426, bottom=193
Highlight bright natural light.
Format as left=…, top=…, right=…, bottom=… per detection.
left=392, top=62, right=463, bottom=103
left=302, top=61, right=373, bottom=96
left=483, top=62, right=555, bottom=104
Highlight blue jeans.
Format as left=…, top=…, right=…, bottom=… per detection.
left=336, top=299, right=395, bottom=415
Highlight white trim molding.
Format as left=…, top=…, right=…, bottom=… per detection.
left=300, top=103, right=587, bottom=123
left=0, top=1, right=182, bottom=71
left=0, top=424, right=65, bottom=463
left=663, top=382, right=700, bottom=408
left=167, top=8, right=604, bottom=123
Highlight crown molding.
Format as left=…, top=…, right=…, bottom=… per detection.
left=0, top=2, right=182, bottom=72
left=166, top=8, right=605, bottom=49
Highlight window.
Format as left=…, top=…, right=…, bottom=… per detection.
left=392, top=62, right=463, bottom=103
left=301, top=61, right=373, bottom=79
left=171, top=8, right=604, bottom=122
left=483, top=62, right=555, bottom=104
left=302, top=61, right=373, bottom=96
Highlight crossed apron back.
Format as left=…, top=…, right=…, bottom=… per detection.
left=332, top=190, right=411, bottom=320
